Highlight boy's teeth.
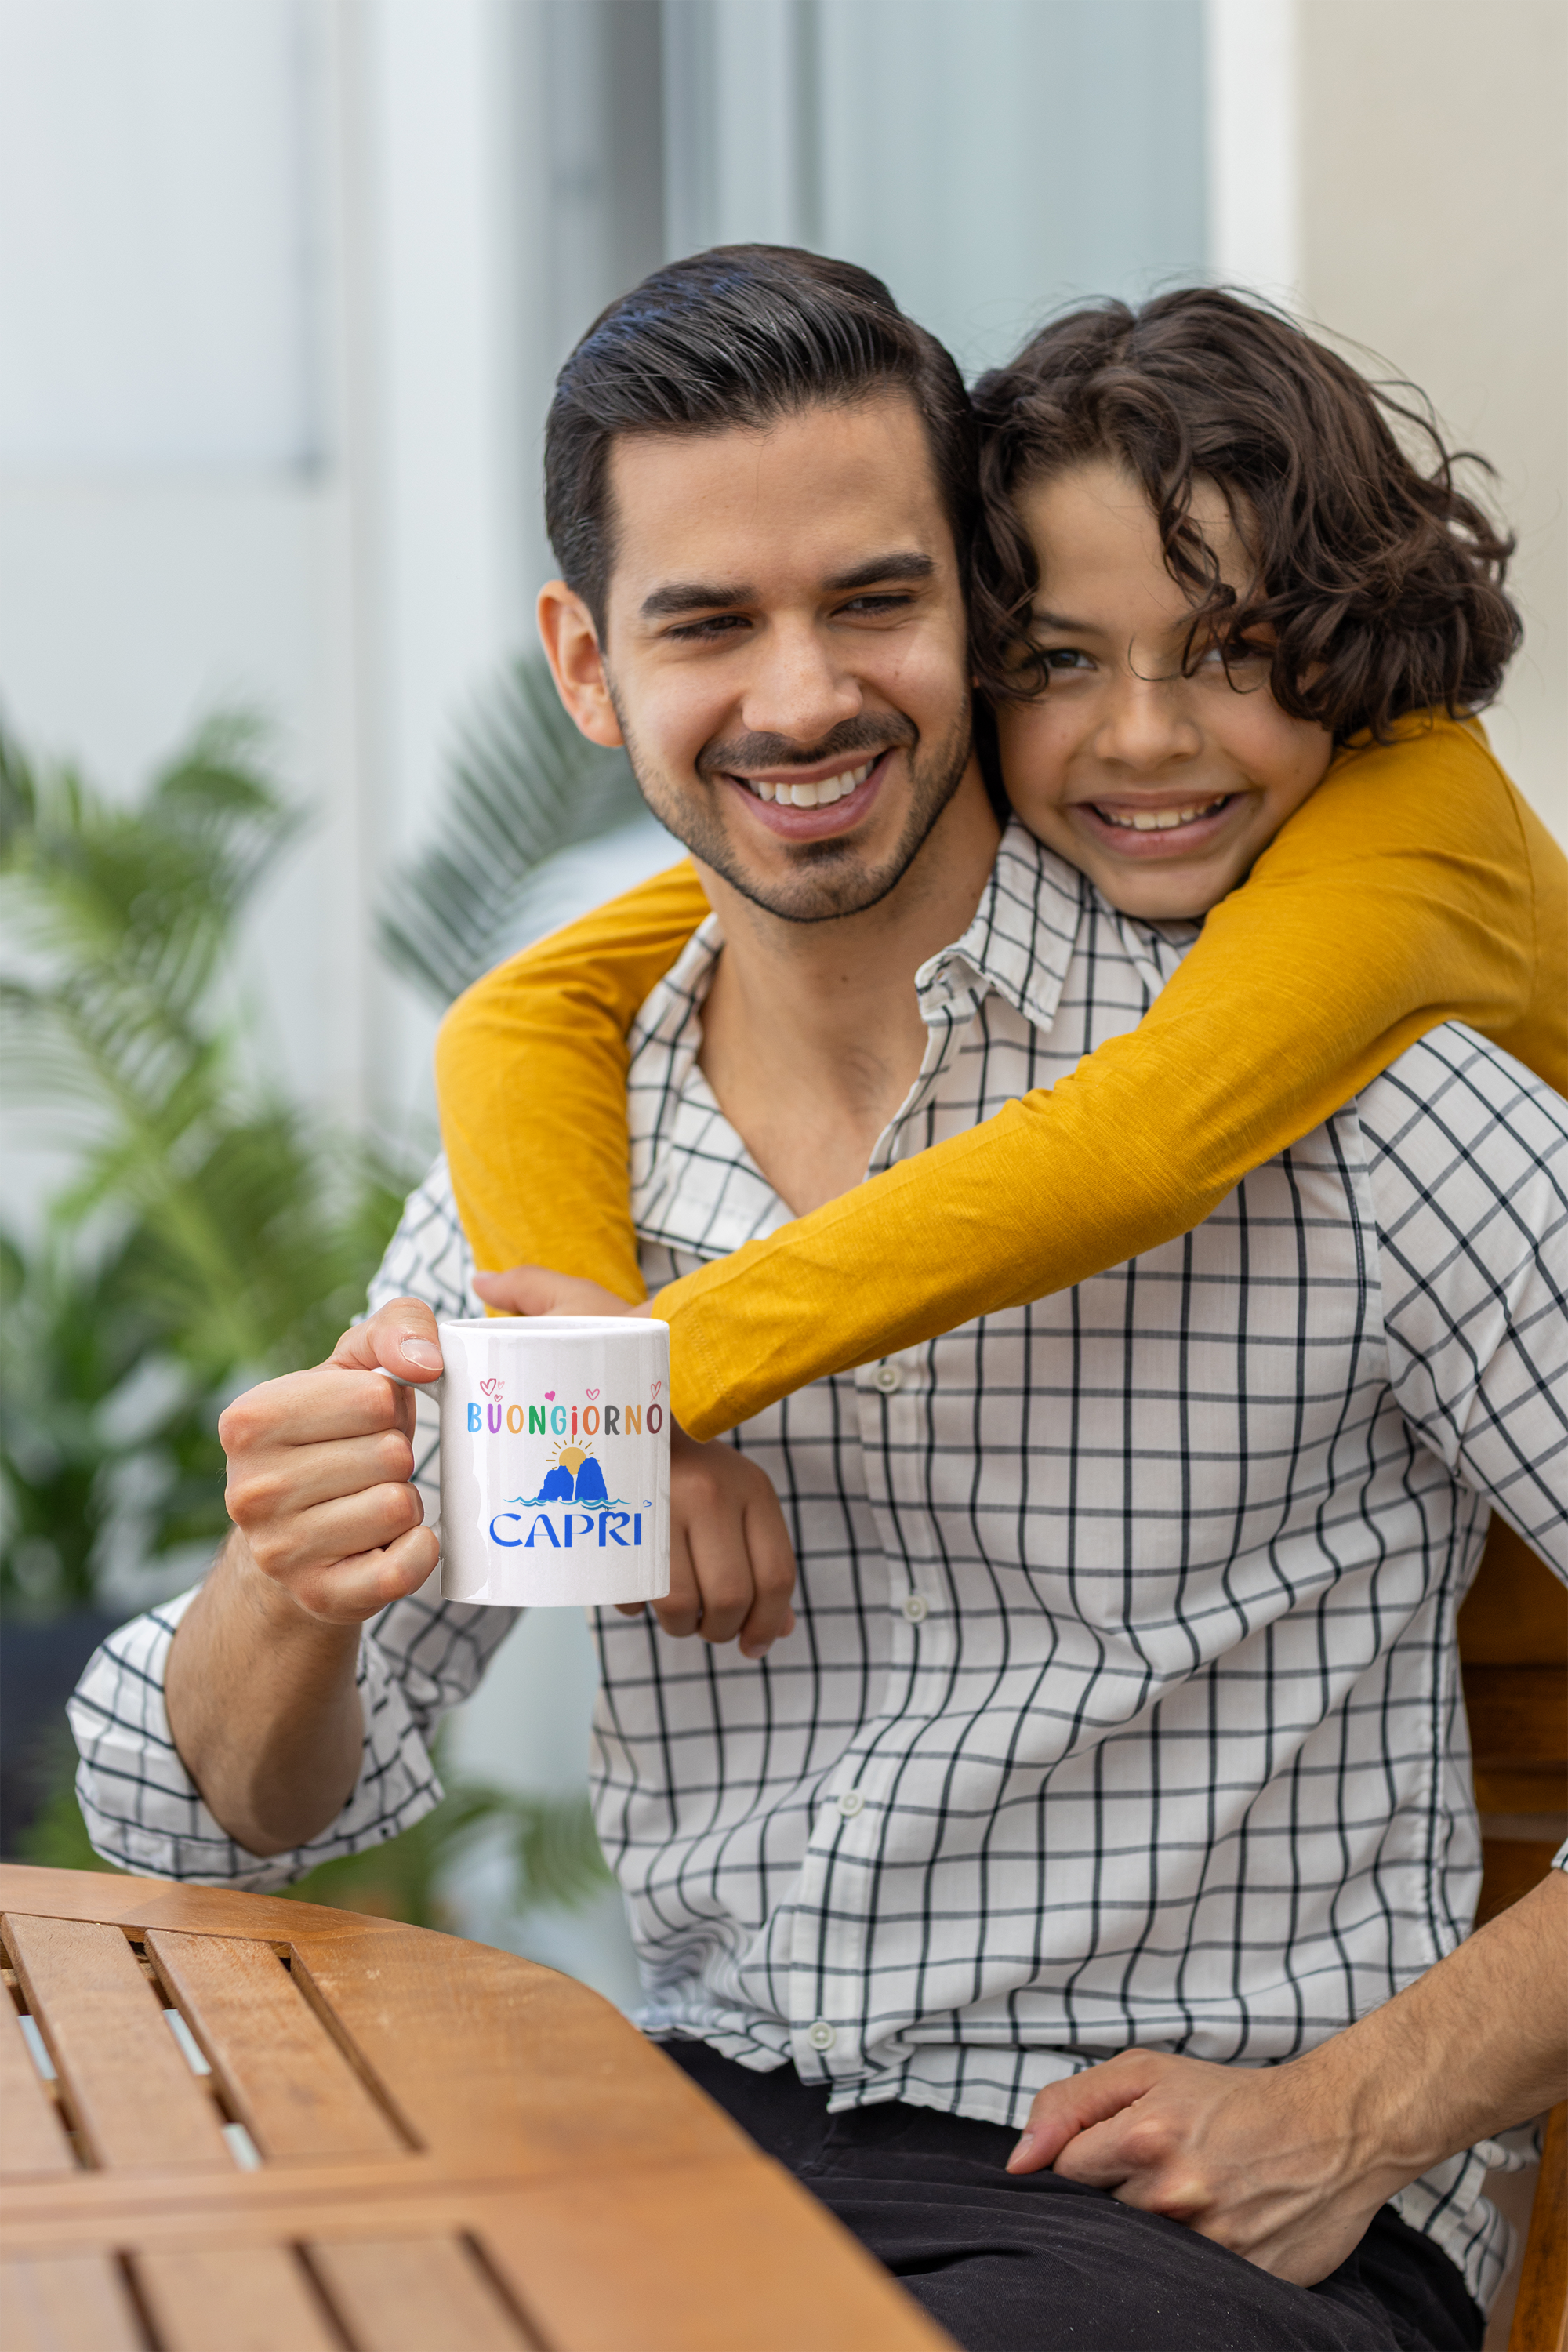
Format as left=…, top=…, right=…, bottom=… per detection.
left=746, top=760, right=874, bottom=807
left=1100, top=795, right=1228, bottom=833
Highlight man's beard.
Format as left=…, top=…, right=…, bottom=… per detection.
left=609, top=690, right=974, bottom=926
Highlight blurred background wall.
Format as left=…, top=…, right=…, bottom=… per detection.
left=2, top=0, right=1563, bottom=1989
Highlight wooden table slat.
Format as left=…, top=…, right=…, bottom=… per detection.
left=146, top=1928, right=407, bottom=2163
left=2, top=1915, right=233, bottom=2174
left=0, top=2009, right=76, bottom=2179
left=0, top=2253, right=144, bottom=2352
left=135, top=2245, right=345, bottom=2352
left=308, top=2234, right=539, bottom=2350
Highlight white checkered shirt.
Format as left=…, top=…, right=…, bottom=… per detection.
left=72, top=822, right=1568, bottom=2310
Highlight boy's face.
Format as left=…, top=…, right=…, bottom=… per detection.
left=993, top=460, right=1334, bottom=920
left=539, top=394, right=980, bottom=928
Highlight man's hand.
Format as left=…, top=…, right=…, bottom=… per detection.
left=1006, top=2046, right=1394, bottom=2284
left=218, top=1296, right=447, bottom=1624
left=474, top=1265, right=797, bottom=1657
left=165, top=1297, right=448, bottom=1854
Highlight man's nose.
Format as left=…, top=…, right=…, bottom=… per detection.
left=737, top=617, right=862, bottom=748
left=1092, top=671, right=1203, bottom=772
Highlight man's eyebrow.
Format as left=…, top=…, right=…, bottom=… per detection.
left=640, top=580, right=756, bottom=621
left=639, top=550, right=935, bottom=622
left=825, top=551, right=935, bottom=592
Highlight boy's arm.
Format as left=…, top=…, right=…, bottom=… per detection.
left=658, top=717, right=1563, bottom=1434
left=437, top=860, right=711, bottom=1298
left=437, top=717, right=1563, bottom=1439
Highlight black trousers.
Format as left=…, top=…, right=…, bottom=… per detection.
left=663, top=2042, right=1485, bottom=2352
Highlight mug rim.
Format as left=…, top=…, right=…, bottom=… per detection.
left=438, top=1314, right=659, bottom=1338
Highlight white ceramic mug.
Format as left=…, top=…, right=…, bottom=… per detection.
left=437, top=1316, right=670, bottom=1607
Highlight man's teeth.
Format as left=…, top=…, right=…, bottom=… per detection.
left=746, top=760, right=874, bottom=808
left=1098, top=795, right=1229, bottom=833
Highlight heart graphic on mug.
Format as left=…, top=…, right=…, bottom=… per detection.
left=586, top=1388, right=600, bottom=1400
left=544, top=1391, right=555, bottom=1401
left=650, top=1381, right=662, bottom=1399
left=480, top=1378, right=502, bottom=1397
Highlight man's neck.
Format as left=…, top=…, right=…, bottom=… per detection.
left=693, top=763, right=1002, bottom=1215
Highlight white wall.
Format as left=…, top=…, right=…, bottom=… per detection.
left=1298, top=0, right=1566, bottom=844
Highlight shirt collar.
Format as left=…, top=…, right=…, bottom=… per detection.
left=914, top=817, right=1090, bottom=1035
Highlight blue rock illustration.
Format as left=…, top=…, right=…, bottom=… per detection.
left=574, top=1456, right=608, bottom=1504
left=538, top=1463, right=575, bottom=1502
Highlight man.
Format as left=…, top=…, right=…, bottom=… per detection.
left=73, top=249, right=1566, bottom=2352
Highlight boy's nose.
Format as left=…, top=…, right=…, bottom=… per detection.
left=1093, top=673, right=1203, bottom=771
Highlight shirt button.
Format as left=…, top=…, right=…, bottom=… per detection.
left=837, top=1789, right=866, bottom=1817
left=873, top=1363, right=902, bottom=1393
left=902, top=1593, right=930, bottom=1624
left=808, top=2020, right=837, bottom=2051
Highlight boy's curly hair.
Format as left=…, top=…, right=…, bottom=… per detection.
left=970, top=289, right=1521, bottom=741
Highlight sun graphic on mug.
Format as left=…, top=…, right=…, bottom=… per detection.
left=554, top=1445, right=587, bottom=1475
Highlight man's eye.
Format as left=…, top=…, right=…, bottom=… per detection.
left=838, top=593, right=914, bottom=617
left=666, top=614, right=750, bottom=641
left=1040, top=647, right=1093, bottom=672
left=1202, top=637, right=1269, bottom=666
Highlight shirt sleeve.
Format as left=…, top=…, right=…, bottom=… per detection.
left=68, top=1158, right=523, bottom=1888
left=1363, top=1026, right=1568, bottom=1576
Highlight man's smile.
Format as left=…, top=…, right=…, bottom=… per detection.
left=724, top=750, right=892, bottom=839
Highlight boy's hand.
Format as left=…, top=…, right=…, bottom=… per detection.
left=473, top=1266, right=651, bottom=1319
left=650, top=1424, right=797, bottom=1657
left=474, top=1264, right=797, bottom=1658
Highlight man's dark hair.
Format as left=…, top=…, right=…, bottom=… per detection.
left=969, top=288, right=1521, bottom=741
left=544, top=245, right=977, bottom=634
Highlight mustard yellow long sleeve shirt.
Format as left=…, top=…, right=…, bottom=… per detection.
left=437, top=716, right=1567, bottom=1441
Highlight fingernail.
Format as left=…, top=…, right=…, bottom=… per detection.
left=1007, top=2132, right=1034, bottom=2170
left=400, top=1338, right=442, bottom=1370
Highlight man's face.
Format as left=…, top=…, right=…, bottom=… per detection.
left=994, top=460, right=1334, bottom=920
left=551, top=394, right=975, bottom=925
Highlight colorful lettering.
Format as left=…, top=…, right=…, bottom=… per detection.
left=467, top=1402, right=482, bottom=1432
left=489, top=1513, right=522, bottom=1547
left=487, top=1403, right=502, bottom=1433
left=625, top=1406, right=641, bottom=1435
left=602, top=1511, right=631, bottom=1547
left=524, top=1514, right=560, bottom=1548
left=550, top=1406, right=568, bottom=1436
left=604, top=1406, right=620, bottom=1435
left=582, top=1405, right=599, bottom=1436
left=647, top=1403, right=663, bottom=1434
left=506, top=1404, right=524, bottom=1434
left=571, top=1406, right=578, bottom=1437
left=564, top=1512, right=596, bottom=1548
left=529, top=1406, right=546, bottom=1434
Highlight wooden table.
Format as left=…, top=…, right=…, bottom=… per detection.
left=0, top=1864, right=952, bottom=2352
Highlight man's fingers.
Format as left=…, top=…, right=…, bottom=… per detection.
left=473, top=1265, right=641, bottom=1319
left=1007, top=2054, right=1163, bottom=2174
left=652, top=1525, right=703, bottom=1639
left=328, top=1296, right=444, bottom=1381
left=220, top=1367, right=413, bottom=1457
left=241, top=1481, right=427, bottom=1584
left=226, top=1428, right=416, bottom=1523
left=281, top=1526, right=441, bottom=1624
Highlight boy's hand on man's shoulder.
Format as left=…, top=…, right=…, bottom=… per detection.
left=217, top=1297, right=447, bottom=1627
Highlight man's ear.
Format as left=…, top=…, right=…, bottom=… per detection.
left=537, top=581, right=624, bottom=748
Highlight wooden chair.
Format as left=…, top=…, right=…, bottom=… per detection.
left=0, top=1866, right=953, bottom=2351
left=1458, top=1518, right=1568, bottom=2352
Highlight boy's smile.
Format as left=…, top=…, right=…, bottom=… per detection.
left=995, top=460, right=1335, bottom=920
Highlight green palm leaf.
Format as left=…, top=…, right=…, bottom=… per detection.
left=377, top=649, right=648, bottom=1006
